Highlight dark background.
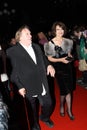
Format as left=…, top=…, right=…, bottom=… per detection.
left=0, top=0, right=87, bottom=41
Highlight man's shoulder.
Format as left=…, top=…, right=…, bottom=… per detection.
left=32, top=42, right=39, bottom=47
left=7, top=46, right=14, bottom=52
left=6, top=45, right=17, bottom=57
left=32, top=42, right=41, bottom=50
left=7, top=43, right=19, bottom=51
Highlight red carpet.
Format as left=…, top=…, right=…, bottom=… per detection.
left=39, top=68, right=87, bottom=130
left=39, top=82, right=87, bottom=130
left=9, top=68, right=87, bottom=130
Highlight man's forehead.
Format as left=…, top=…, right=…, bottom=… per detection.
left=22, top=28, right=30, bottom=33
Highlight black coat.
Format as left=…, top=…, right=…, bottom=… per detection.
left=6, top=43, right=50, bottom=97
left=0, top=49, right=7, bottom=74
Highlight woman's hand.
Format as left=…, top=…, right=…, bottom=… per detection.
left=60, top=57, right=70, bottom=64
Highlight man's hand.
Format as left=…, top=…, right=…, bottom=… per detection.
left=47, top=65, right=55, bottom=77
left=1, top=73, right=9, bottom=82
left=18, top=88, right=26, bottom=98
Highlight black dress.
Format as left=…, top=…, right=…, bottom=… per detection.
left=44, top=38, right=74, bottom=95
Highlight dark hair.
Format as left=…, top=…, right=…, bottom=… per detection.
left=51, top=21, right=67, bottom=37
left=73, top=25, right=85, bottom=33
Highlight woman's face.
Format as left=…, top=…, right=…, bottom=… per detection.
left=55, top=25, right=64, bottom=37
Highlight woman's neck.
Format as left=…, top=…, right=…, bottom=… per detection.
left=53, top=37, right=63, bottom=46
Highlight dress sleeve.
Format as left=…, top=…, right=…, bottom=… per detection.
left=44, top=41, right=56, bottom=57
left=67, top=39, right=73, bottom=53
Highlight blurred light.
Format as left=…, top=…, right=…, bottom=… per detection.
left=4, top=2, right=8, bottom=7
left=11, top=9, right=16, bottom=13
left=3, top=9, right=8, bottom=14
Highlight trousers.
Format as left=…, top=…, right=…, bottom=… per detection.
left=26, top=92, right=53, bottom=128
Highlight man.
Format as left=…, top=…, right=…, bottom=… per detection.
left=6, top=25, right=55, bottom=130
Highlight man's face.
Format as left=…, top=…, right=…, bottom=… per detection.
left=20, top=28, right=32, bottom=45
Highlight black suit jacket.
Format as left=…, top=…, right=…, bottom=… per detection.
left=6, top=42, right=50, bottom=97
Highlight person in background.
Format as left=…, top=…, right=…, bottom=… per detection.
left=72, top=25, right=87, bottom=88
left=37, top=31, right=48, bottom=52
left=44, top=21, right=75, bottom=120
left=46, top=31, right=53, bottom=41
left=0, top=44, right=10, bottom=105
left=78, top=30, right=87, bottom=89
left=72, top=25, right=85, bottom=60
left=7, top=37, right=17, bottom=48
left=6, top=25, right=55, bottom=130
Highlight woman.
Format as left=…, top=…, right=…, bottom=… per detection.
left=44, top=21, right=75, bottom=120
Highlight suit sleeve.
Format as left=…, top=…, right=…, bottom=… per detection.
left=6, top=49, right=24, bottom=89
left=37, top=44, right=51, bottom=68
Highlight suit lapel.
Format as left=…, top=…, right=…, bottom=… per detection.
left=17, top=43, right=37, bottom=65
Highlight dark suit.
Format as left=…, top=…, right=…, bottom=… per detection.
left=6, top=42, right=53, bottom=128
left=0, top=49, right=10, bottom=105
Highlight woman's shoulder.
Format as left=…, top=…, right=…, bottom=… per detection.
left=63, top=37, right=73, bottom=42
left=63, top=38, right=73, bottom=44
left=48, top=38, right=55, bottom=45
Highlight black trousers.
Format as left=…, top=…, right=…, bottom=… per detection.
left=26, top=92, right=53, bottom=127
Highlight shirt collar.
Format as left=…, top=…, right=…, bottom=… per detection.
left=20, top=43, right=32, bottom=50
